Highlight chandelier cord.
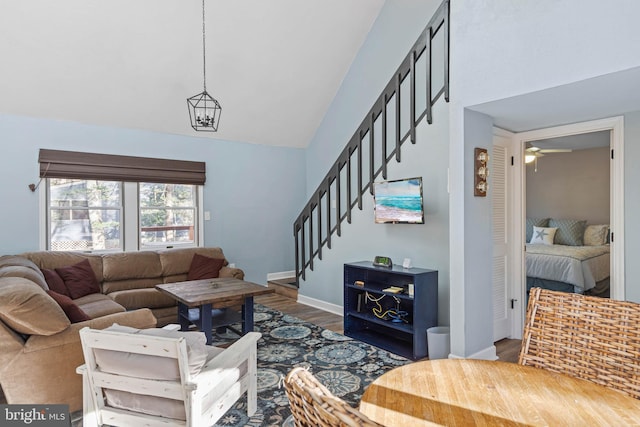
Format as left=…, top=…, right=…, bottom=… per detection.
left=201, top=0, right=207, bottom=92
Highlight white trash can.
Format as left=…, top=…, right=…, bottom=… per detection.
left=427, top=326, right=450, bottom=360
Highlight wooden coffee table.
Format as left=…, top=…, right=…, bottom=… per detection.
left=156, top=278, right=274, bottom=344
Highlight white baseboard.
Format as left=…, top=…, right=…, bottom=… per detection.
left=266, top=270, right=296, bottom=282
left=296, top=294, right=344, bottom=317
left=449, top=345, right=498, bottom=361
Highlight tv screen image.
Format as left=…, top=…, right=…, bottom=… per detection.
left=373, top=177, right=424, bottom=224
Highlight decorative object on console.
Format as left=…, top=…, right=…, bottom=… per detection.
left=373, top=256, right=393, bottom=269
left=187, top=0, right=222, bottom=132
left=474, top=147, right=489, bottom=196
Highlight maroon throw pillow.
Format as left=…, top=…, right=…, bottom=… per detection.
left=42, top=268, right=71, bottom=297
left=55, top=259, right=101, bottom=299
left=46, top=290, right=91, bottom=323
left=187, top=253, right=225, bottom=280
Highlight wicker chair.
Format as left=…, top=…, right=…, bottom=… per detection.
left=519, top=287, right=640, bottom=399
left=284, top=367, right=383, bottom=427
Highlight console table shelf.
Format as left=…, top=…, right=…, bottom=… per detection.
left=344, top=261, right=438, bottom=360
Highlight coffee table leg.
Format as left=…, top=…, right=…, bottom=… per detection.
left=178, top=303, right=190, bottom=332
left=242, top=296, right=254, bottom=334
left=200, top=303, right=213, bottom=345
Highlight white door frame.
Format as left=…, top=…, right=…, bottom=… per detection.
left=510, top=116, right=624, bottom=339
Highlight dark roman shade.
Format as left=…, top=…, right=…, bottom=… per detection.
left=38, top=149, right=206, bottom=185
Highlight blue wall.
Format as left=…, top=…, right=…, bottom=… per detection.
left=0, top=114, right=306, bottom=284
left=624, top=110, right=640, bottom=303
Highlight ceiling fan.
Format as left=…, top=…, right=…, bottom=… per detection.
left=525, top=143, right=573, bottom=171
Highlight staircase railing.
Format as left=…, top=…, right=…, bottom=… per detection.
left=294, top=0, right=449, bottom=285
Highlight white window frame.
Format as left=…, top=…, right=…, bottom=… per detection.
left=40, top=179, right=204, bottom=252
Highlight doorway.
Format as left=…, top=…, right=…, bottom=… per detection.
left=505, top=116, right=624, bottom=339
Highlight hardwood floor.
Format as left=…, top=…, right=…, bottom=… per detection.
left=255, top=293, right=522, bottom=363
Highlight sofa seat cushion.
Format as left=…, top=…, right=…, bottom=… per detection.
left=109, top=288, right=176, bottom=310
left=0, top=277, right=70, bottom=335
left=0, top=256, right=49, bottom=290
left=102, top=278, right=163, bottom=295
left=74, top=293, right=126, bottom=319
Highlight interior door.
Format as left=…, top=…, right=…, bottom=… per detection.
left=492, top=129, right=512, bottom=341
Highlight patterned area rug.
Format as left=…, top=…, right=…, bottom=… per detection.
left=212, top=303, right=409, bottom=427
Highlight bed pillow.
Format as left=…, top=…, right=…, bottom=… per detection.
left=584, top=224, right=609, bottom=246
left=526, top=218, right=549, bottom=243
left=530, top=226, right=557, bottom=245
left=548, top=218, right=587, bottom=246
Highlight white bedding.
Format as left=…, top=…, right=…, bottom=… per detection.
left=525, top=244, right=610, bottom=292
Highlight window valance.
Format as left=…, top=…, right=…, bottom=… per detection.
left=38, top=149, right=206, bottom=185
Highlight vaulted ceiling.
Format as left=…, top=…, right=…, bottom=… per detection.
left=0, top=0, right=384, bottom=148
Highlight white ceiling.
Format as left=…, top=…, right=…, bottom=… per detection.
left=0, top=0, right=384, bottom=148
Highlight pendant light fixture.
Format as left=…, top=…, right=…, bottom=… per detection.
left=187, top=0, right=221, bottom=132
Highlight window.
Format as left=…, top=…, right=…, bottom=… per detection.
left=38, top=149, right=206, bottom=252
left=46, top=180, right=201, bottom=252
left=139, top=183, right=197, bottom=249
left=48, top=179, right=122, bottom=251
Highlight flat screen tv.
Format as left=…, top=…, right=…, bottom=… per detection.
left=373, top=177, right=424, bottom=224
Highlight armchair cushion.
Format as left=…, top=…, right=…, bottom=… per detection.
left=187, top=253, right=225, bottom=280
left=94, top=324, right=208, bottom=380
left=0, top=278, right=70, bottom=335
left=56, top=259, right=101, bottom=299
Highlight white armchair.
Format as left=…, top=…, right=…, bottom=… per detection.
left=76, top=325, right=260, bottom=426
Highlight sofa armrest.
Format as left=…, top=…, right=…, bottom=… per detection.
left=24, top=308, right=157, bottom=353
left=219, top=266, right=244, bottom=280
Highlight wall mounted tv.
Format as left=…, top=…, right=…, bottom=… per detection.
left=373, top=177, right=424, bottom=224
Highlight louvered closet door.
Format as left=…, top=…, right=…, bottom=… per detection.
left=492, top=132, right=510, bottom=341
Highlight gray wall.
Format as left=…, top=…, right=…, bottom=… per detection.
left=526, top=147, right=610, bottom=225
left=0, top=114, right=306, bottom=284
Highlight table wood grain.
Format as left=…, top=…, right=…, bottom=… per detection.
left=156, top=278, right=274, bottom=308
left=359, top=359, right=640, bottom=426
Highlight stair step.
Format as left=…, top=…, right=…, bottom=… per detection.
left=268, top=277, right=298, bottom=299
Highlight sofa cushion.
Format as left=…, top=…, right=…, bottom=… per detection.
left=0, top=277, right=70, bottom=335
left=102, top=251, right=162, bottom=282
left=187, top=253, right=225, bottom=281
left=94, top=324, right=208, bottom=380
left=42, top=268, right=71, bottom=297
left=0, top=256, right=49, bottom=290
left=74, top=293, right=126, bottom=318
left=46, top=290, right=91, bottom=323
left=102, top=278, right=163, bottom=295
left=56, top=259, right=101, bottom=299
left=109, top=288, right=176, bottom=310
left=21, top=252, right=104, bottom=283
left=158, top=247, right=228, bottom=277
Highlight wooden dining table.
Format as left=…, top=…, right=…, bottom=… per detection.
left=359, top=359, right=640, bottom=426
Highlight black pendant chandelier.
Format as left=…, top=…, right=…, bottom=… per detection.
left=187, top=0, right=221, bottom=132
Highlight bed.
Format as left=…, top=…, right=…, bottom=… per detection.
left=526, top=243, right=610, bottom=295
left=525, top=219, right=610, bottom=297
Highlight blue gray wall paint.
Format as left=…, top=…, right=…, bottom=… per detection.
left=0, top=114, right=306, bottom=284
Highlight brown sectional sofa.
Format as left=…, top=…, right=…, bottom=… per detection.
left=0, top=247, right=243, bottom=413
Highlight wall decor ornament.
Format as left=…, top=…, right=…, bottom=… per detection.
left=474, top=147, right=489, bottom=197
